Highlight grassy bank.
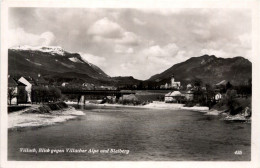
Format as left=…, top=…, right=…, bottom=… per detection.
left=24, top=102, right=68, bottom=114
left=212, top=97, right=251, bottom=115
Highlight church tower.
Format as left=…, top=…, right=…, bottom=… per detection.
left=171, top=75, right=175, bottom=87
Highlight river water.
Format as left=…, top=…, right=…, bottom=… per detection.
left=8, top=104, right=251, bottom=161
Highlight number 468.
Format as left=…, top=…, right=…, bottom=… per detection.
left=234, top=150, right=242, bottom=155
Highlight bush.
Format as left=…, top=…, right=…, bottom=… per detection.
left=118, top=99, right=141, bottom=105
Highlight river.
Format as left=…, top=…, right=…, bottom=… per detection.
left=8, top=104, right=251, bottom=161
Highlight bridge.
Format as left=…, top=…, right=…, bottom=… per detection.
left=61, top=89, right=136, bottom=103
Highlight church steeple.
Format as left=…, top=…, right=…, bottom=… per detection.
left=171, top=74, right=175, bottom=83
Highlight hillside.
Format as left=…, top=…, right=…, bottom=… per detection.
left=112, top=76, right=141, bottom=86
left=148, top=55, right=252, bottom=86
left=9, top=47, right=252, bottom=87
left=8, top=46, right=114, bottom=85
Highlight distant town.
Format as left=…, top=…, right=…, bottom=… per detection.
left=8, top=72, right=252, bottom=117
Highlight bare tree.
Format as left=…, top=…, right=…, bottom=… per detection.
left=8, top=87, right=17, bottom=105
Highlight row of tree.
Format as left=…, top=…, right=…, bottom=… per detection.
left=32, top=86, right=61, bottom=103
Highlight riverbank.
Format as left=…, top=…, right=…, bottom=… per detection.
left=66, top=100, right=212, bottom=112
left=207, top=97, right=252, bottom=121
left=8, top=102, right=85, bottom=129
left=66, top=100, right=251, bottom=121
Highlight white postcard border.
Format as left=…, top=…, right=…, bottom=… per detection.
left=1, top=0, right=260, bottom=168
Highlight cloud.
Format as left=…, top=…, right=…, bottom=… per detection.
left=9, top=28, right=55, bottom=47
left=40, top=32, right=55, bottom=46
left=116, top=43, right=189, bottom=79
left=200, top=49, right=229, bottom=58
left=114, top=44, right=134, bottom=54
left=142, top=43, right=179, bottom=61
left=133, top=18, right=146, bottom=25
left=88, top=17, right=141, bottom=46
left=115, top=32, right=140, bottom=46
left=238, top=33, right=251, bottom=49
left=137, top=8, right=183, bottom=15
left=87, top=17, right=123, bottom=38
left=80, top=52, right=107, bottom=67
left=9, top=8, right=252, bottom=79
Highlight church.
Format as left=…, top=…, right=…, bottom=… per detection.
left=170, top=75, right=181, bottom=89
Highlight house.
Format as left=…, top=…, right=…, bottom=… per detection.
left=165, top=83, right=169, bottom=89
left=98, top=85, right=117, bottom=90
left=62, top=82, right=69, bottom=87
left=184, top=90, right=194, bottom=101
left=164, top=91, right=185, bottom=103
left=18, top=77, right=33, bottom=103
left=186, top=84, right=192, bottom=90
left=82, top=83, right=95, bottom=90
left=8, top=77, right=27, bottom=105
left=215, top=93, right=222, bottom=101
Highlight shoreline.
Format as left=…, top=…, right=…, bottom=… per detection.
left=9, top=101, right=250, bottom=130
left=67, top=101, right=185, bottom=110
left=67, top=101, right=211, bottom=112
left=67, top=101, right=251, bottom=121
left=8, top=104, right=85, bottom=130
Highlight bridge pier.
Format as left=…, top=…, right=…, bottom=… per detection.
left=80, top=95, right=85, bottom=104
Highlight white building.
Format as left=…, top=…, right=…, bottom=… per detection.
left=62, top=82, right=69, bottom=87
left=18, top=77, right=32, bottom=103
left=186, top=83, right=192, bottom=90
left=185, top=90, right=194, bottom=101
left=165, top=91, right=184, bottom=103
left=215, top=93, right=222, bottom=101
left=170, top=75, right=181, bottom=89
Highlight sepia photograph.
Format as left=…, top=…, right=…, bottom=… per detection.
left=1, top=0, right=260, bottom=167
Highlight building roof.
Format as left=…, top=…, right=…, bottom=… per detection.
left=216, top=80, right=227, bottom=86
left=17, top=81, right=27, bottom=86
left=8, top=77, right=26, bottom=87
left=165, top=91, right=183, bottom=97
left=165, top=92, right=171, bottom=96
left=170, top=91, right=182, bottom=96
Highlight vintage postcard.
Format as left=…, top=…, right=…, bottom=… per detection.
left=1, top=0, right=260, bottom=168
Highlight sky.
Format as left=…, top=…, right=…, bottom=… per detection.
left=9, top=8, right=251, bottom=80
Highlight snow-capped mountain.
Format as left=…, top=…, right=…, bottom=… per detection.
left=10, top=45, right=67, bottom=56
left=8, top=46, right=112, bottom=85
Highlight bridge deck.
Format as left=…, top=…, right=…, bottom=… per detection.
left=61, top=90, right=136, bottom=95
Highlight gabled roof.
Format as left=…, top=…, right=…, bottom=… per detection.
left=19, top=76, right=37, bottom=85
left=165, top=92, right=172, bottom=96
left=170, top=91, right=182, bottom=96
left=165, top=91, right=183, bottom=97
left=17, top=81, right=27, bottom=86
left=8, top=77, right=26, bottom=87
left=216, top=80, right=227, bottom=86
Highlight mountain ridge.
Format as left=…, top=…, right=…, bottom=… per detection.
left=9, top=46, right=252, bottom=87
left=8, top=46, right=112, bottom=85
left=148, top=54, right=252, bottom=86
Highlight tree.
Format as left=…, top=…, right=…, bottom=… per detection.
left=32, top=86, right=62, bottom=103
left=8, top=87, right=17, bottom=105
left=225, top=81, right=233, bottom=90
left=192, top=78, right=203, bottom=91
